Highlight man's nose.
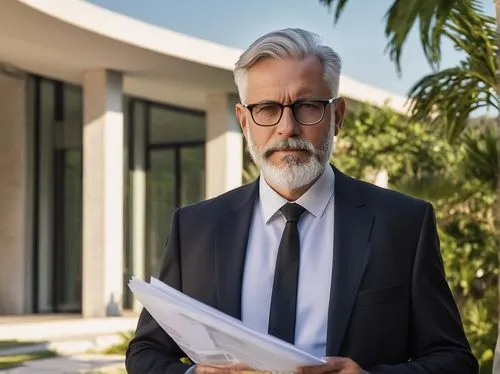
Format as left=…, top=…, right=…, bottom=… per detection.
left=276, top=107, right=299, bottom=137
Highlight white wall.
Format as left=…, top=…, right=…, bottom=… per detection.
left=0, top=72, right=28, bottom=314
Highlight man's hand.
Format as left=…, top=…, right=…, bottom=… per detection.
left=296, top=357, right=368, bottom=374
left=193, top=357, right=368, bottom=374
left=194, top=362, right=259, bottom=374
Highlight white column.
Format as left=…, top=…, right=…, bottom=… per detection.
left=82, top=70, right=124, bottom=318
left=0, top=73, right=28, bottom=315
left=205, top=93, right=243, bottom=199
left=131, top=102, right=146, bottom=313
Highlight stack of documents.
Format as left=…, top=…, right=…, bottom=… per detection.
left=128, top=277, right=326, bottom=372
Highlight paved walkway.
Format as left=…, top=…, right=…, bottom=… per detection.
left=0, top=354, right=125, bottom=373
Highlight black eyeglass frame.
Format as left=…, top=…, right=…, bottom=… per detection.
left=242, top=97, right=339, bottom=127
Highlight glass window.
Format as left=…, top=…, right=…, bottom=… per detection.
left=54, top=85, right=83, bottom=149
left=141, top=102, right=206, bottom=279
left=149, top=105, right=205, bottom=144
left=53, top=149, right=82, bottom=311
left=181, top=146, right=205, bottom=206
left=52, top=83, right=83, bottom=312
left=33, top=77, right=83, bottom=313
left=36, top=78, right=55, bottom=313
left=147, top=149, right=176, bottom=277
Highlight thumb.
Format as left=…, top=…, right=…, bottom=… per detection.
left=323, top=357, right=348, bottom=370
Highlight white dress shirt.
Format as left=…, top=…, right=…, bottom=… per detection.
left=241, top=166, right=335, bottom=358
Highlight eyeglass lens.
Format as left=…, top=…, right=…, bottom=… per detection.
left=252, top=101, right=325, bottom=126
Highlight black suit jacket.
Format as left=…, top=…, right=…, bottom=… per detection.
left=126, top=166, right=478, bottom=374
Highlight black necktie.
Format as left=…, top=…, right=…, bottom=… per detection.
left=268, top=202, right=306, bottom=344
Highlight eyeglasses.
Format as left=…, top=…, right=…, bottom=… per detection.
left=242, top=98, right=337, bottom=127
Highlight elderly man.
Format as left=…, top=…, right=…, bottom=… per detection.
left=126, top=28, right=477, bottom=374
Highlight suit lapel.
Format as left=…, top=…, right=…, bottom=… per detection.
left=215, top=180, right=259, bottom=320
left=326, top=168, right=375, bottom=356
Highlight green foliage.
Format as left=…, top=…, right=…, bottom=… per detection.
left=0, top=340, right=58, bottom=370
left=332, top=102, right=498, bottom=371
left=102, top=331, right=135, bottom=355
left=319, top=0, right=461, bottom=73
left=461, top=126, right=499, bottom=190
left=334, top=102, right=457, bottom=186
left=242, top=162, right=259, bottom=184
left=0, top=351, right=57, bottom=370
left=320, top=0, right=497, bottom=145
left=406, top=1, right=497, bottom=142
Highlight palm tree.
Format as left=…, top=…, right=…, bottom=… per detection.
left=405, top=1, right=497, bottom=140
left=319, top=0, right=500, bottom=370
left=493, top=1, right=500, bottom=369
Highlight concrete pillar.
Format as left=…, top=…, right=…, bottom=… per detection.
left=0, top=72, right=28, bottom=314
left=82, top=70, right=124, bottom=318
left=205, top=93, right=243, bottom=199
left=131, top=101, right=146, bottom=313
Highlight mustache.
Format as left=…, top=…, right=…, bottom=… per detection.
left=262, top=138, right=317, bottom=158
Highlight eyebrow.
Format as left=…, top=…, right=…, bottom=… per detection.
left=250, top=97, right=325, bottom=105
left=252, top=100, right=278, bottom=105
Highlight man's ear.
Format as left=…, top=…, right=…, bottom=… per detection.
left=333, top=97, right=346, bottom=136
left=235, top=103, right=247, bottom=133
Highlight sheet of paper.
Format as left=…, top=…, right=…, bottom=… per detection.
left=128, top=277, right=326, bottom=371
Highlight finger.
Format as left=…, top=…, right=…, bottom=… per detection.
left=296, top=359, right=328, bottom=372
left=218, top=363, right=254, bottom=372
left=295, top=362, right=337, bottom=374
left=296, top=357, right=348, bottom=374
left=330, top=357, right=364, bottom=374
left=197, top=363, right=257, bottom=374
left=196, top=365, right=236, bottom=373
left=325, top=357, right=349, bottom=369
left=196, top=365, right=224, bottom=374
left=225, top=363, right=251, bottom=370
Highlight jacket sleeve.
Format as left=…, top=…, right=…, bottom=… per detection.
left=125, top=208, right=194, bottom=374
left=367, top=203, right=478, bottom=374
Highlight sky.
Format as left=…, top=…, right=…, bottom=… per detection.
left=89, top=0, right=495, bottom=100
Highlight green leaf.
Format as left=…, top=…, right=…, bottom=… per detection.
left=319, top=0, right=351, bottom=23
left=460, top=126, right=498, bottom=189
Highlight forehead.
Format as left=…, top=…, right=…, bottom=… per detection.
left=245, top=56, right=330, bottom=102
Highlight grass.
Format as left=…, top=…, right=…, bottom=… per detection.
left=99, top=332, right=192, bottom=366
left=0, top=340, right=39, bottom=350
left=0, top=339, right=58, bottom=370
left=101, top=331, right=135, bottom=355
left=0, top=350, right=57, bottom=370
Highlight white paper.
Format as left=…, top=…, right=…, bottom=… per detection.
left=128, top=277, right=326, bottom=371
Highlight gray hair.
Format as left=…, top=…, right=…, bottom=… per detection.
left=233, top=28, right=342, bottom=103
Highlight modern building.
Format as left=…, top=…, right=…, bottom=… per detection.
left=0, top=0, right=408, bottom=318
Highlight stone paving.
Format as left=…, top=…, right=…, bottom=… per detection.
left=0, top=354, right=125, bottom=374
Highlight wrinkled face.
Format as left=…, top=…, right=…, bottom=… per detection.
left=236, top=56, right=345, bottom=190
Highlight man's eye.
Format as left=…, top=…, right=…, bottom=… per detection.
left=298, top=102, right=321, bottom=110
left=256, top=104, right=279, bottom=113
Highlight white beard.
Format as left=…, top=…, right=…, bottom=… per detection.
left=245, top=124, right=335, bottom=191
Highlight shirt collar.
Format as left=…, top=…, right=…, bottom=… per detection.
left=259, top=165, right=335, bottom=223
